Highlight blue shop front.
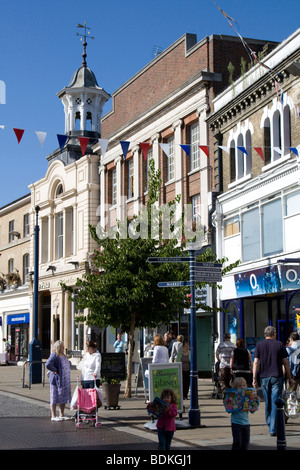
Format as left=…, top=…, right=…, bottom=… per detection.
left=221, top=263, right=300, bottom=354
left=7, top=313, right=30, bottom=361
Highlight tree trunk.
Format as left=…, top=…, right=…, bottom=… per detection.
left=124, top=312, right=136, bottom=398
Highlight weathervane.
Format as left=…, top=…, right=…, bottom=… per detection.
left=77, top=22, right=94, bottom=67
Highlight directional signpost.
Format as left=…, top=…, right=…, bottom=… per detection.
left=147, top=244, right=223, bottom=427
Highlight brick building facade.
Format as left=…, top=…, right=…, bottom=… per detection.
left=207, top=28, right=300, bottom=349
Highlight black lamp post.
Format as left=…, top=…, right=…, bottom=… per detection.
left=29, top=205, right=42, bottom=383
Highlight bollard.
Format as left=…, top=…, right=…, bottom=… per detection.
left=275, top=398, right=286, bottom=450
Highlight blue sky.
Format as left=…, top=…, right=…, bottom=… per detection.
left=0, top=0, right=299, bottom=207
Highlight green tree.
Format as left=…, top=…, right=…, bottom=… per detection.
left=61, top=159, right=239, bottom=397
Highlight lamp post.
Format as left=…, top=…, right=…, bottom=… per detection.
left=188, top=242, right=201, bottom=427
left=29, top=205, right=42, bottom=383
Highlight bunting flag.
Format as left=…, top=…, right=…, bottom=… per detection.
left=253, top=147, right=264, bottom=161
left=79, top=137, right=89, bottom=156
left=199, top=145, right=209, bottom=158
left=290, top=147, right=299, bottom=157
left=35, top=131, right=47, bottom=148
left=274, top=147, right=282, bottom=156
left=98, top=138, right=109, bottom=157
left=120, top=141, right=130, bottom=159
left=180, top=144, right=190, bottom=157
left=237, top=146, right=248, bottom=155
left=13, top=128, right=24, bottom=144
left=140, top=142, right=150, bottom=161
left=213, top=1, right=282, bottom=95
left=57, top=134, right=68, bottom=153
left=219, top=145, right=230, bottom=154
left=159, top=143, right=169, bottom=157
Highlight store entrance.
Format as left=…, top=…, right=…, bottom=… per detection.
left=8, top=323, right=29, bottom=361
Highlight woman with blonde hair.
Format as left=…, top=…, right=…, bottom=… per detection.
left=145, top=334, right=169, bottom=378
left=46, top=340, right=71, bottom=421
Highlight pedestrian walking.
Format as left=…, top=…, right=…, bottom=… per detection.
left=145, top=334, right=169, bottom=378
left=170, top=335, right=184, bottom=362
left=81, top=340, right=101, bottom=388
left=286, top=331, right=300, bottom=388
left=252, top=326, right=294, bottom=436
left=113, top=333, right=124, bottom=353
left=228, top=377, right=252, bottom=450
left=216, top=333, right=236, bottom=393
left=46, top=340, right=71, bottom=421
left=230, top=338, right=253, bottom=386
left=176, top=341, right=190, bottom=399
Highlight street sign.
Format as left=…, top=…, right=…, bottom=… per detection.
left=147, top=257, right=191, bottom=263
left=194, top=273, right=222, bottom=282
left=193, top=266, right=222, bottom=273
left=194, top=262, right=222, bottom=268
left=158, top=281, right=193, bottom=288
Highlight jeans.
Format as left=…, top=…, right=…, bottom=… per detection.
left=260, top=376, right=284, bottom=435
left=157, top=429, right=174, bottom=450
left=82, top=379, right=100, bottom=388
left=231, top=423, right=250, bottom=450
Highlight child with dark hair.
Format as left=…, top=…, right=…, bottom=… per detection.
left=153, top=388, right=178, bottom=450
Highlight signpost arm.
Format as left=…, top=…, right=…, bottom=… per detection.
left=188, top=243, right=201, bottom=426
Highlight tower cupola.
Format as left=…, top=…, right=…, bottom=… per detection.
left=57, top=23, right=110, bottom=139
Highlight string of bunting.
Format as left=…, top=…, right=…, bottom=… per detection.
left=1, top=126, right=299, bottom=160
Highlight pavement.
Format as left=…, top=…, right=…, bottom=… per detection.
left=0, top=364, right=300, bottom=454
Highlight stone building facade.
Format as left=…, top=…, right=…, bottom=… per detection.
left=207, top=28, right=300, bottom=351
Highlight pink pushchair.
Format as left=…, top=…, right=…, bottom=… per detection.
left=71, top=375, right=102, bottom=429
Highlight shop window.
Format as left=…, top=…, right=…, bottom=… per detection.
left=224, top=216, right=240, bottom=237
left=262, top=198, right=283, bottom=256
left=242, top=207, right=260, bottom=262
left=285, top=190, right=300, bottom=217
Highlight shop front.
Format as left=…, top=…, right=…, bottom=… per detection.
left=7, top=313, right=30, bottom=362
left=221, top=263, right=300, bottom=355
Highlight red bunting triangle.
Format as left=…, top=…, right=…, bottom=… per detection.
left=13, top=128, right=24, bottom=144
left=253, top=147, right=264, bottom=161
left=199, top=145, right=209, bottom=158
left=140, top=142, right=150, bottom=161
left=78, top=137, right=89, bottom=156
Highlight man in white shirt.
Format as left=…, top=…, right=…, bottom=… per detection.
left=216, top=333, right=236, bottom=393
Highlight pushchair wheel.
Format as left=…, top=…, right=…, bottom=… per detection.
left=95, top=422, right=101, bottom=428
left=76, top=422, right=83, bottom=429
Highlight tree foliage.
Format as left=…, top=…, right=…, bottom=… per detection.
left=61, top=159, right=239, bottom=397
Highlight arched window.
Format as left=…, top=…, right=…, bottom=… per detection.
left=263, top=117, right=271, bottom=165
left=86, top=112, right=92, bottom=131
left=230, top=140, right=235, bottom=183
left=273, top=110, right=282, bottom=161
left=55, top=183, right=63, bottom=198
left=75, top=111, right=81, bottom=130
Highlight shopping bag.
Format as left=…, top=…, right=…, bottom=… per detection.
left=283, top=386, right=300, bottom=419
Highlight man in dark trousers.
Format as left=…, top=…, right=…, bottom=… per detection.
left=253, top=326, right=294, bottom=436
